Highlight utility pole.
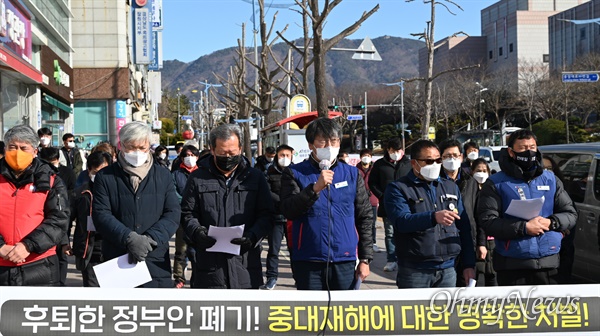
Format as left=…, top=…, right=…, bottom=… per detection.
left=177, top=88, right=181, bottom=134
left=382, top=81, right=406, bottom=151
left=364, top=91, right=368, bottom=149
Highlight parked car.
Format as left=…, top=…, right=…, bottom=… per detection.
left=539, top=143, right=600, bottom=283
left=479, top=146, right=504, bottom=173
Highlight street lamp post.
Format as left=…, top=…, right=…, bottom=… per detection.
left=382, top=81, right=406, bottom=151
left=177, top=88, right=181, bottom=134
left=476, top=82, right=488, bottom=129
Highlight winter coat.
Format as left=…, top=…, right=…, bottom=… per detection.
left=180, top=155, right=273, bottom=289
left=60, top=147, right=84, bottom=177
left=266, top=161, right=285, bottom=216
left=254, top=155, right=272, bottom=173
left=357, top=162, right=379, bottom=207
left=280, top=157, right=373, bottom=262
left=0, top=158, right=70, bottom=270
left=442, top=169, right=482, bottom=248
left=72, top=182, right=104, bottom=271
left=477, top=148, right=577, bottom=270
left=384, top=170, right=475, bottom=269
left=368, top=153, right=412, bottom=217
left=92, top=161, right=181, bottom=288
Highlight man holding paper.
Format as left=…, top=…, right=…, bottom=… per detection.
left=181, top=124, right=273, bottom=289
left=477, top=130, right=577, bottom=285
left=93, top=122, right=181, bottom=288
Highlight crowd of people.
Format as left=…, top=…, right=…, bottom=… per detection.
left=0, top=119, right=577, bottom=289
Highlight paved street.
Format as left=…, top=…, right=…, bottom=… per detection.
left=65, top=219, right=398, bottom=289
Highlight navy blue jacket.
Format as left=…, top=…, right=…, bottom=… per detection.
left=384, top=170, right=475, bottom=269
left=92, top=161, right=181, bottom=288
left=477, top=149, right=577, bottom=270
left=280, top=157, right=373, bottom=263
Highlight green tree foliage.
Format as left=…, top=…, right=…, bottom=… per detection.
left=377, top=124, right=401, bottom=144
left=159, top=118, right=182, bottom=145
left=532, top=119, right=566, bottom=145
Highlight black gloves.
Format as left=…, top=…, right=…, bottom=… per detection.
left=230, top=233, right=255, bottom=254
left=193, top=226, right=217, bottom=249
left=126, top=232, right=157, bottom=263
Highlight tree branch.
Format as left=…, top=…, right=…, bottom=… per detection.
left=323, top=4, right=379, bottom=51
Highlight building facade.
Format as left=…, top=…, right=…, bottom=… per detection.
left=549, top=0, right=600, bottom=72
left=72, top=0, right=159, bottom=148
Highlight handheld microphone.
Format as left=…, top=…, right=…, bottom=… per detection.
left=319, top=159, right=331, bottom=171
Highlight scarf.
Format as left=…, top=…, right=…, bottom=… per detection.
left=117, top=151, right=153, bottom=192
left=179, top=162, right=198, bottom=174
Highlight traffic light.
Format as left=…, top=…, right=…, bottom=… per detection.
left=352, top=105, right=365, bottom=109
left=328, top=105, right=339, bottom=110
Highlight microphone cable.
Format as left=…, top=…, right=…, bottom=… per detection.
left=317, top=183, right=333, bottom=336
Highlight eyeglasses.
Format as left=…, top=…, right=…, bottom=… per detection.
left=415, top=158, right=442, bottom=165
left=442, top=154, right=461, bottom=159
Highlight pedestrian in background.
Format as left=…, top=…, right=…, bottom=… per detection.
left=255, top=146, right=276, bottom=173
left=172, top=145, right=201, bottom=288
left=154, top=145, right=170, bottom=169
left=261, top=144, right=294, bottom=290
left=357, top=148, right=381, bottom=253
left=39, top=147, right=77, bottom=286
left=368, top=137, right=411, bottom=272
left=72, top=151, right=112, bottom=286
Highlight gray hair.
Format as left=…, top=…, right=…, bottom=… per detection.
left=4, top=125, right=39, bottom=149
left=119, top=122, right=152, bottom=146
left=209, top=124, right=243, bottom=149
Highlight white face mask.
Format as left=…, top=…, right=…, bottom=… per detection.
left=442, top=158, right=462, bottom=172
left=390, top=151, right=403, bottom=161
left=159, top=153, right=167, bottom=160
left=40, top=137, right=51, bottom=146
left=315, top=146, right=340, bottom=162
left=67, top=141, right=76, bottom=149
left=266, top=156, right=274, bottom=163
left=467, top=151, right=479, bottom=161
left=90, top=174, right=96, bottom=183
left=418, top=162, right=442, bottom=181
left=183, top=156, right=197, bottom=168
left=123, top=151, right=148, bottom=167
left=361, top=156, right=372, bottom=164
left=278, top=157, right=291, bottom=167
left=473, top=172, right=489, bottom=184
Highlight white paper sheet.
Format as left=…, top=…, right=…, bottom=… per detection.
left=205, top=225, right=245, bottom=255
left=93, top=254, right=152, bottom=288
left=505, top=197, right=544, bottom=220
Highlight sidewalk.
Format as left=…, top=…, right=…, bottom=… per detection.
left=65, top=219, right=398, bottom=289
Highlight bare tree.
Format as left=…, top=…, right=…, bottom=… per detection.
left=407, top=0, right=465, bottom=139
left=279, top=0, right=379, bottom=117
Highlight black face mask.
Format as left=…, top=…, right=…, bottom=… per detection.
left=215, top=155, right=241, bottom=172
left=512, top=149, right=537, bottom=171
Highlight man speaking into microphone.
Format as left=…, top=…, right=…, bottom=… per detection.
left=280, top=117, right=373, bottom=290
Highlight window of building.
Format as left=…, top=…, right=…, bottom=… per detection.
left=489, top=50, right=493, bottom=59
left=499, top=47, right=503, bottom=56
left=1, top=74, right=24, bottom=135
left=74, top=101, right=109, bottom=150
left=543, top=54, right=550, bottom=63
left=509, top=43, right=513, bottom=53
left=580, top=27, right=586, bottom=40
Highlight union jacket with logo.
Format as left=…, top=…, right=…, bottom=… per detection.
left=280, top=157, right=373, bottom=263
